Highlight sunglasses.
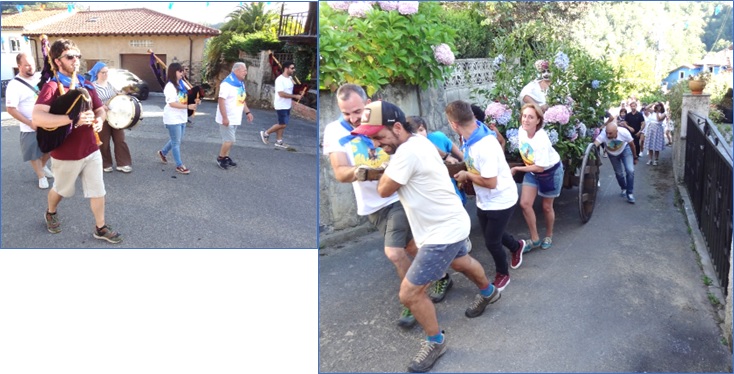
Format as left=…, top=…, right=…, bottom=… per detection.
left=61, top=53, right=82, bottom=61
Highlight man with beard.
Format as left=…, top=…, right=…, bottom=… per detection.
left=5, top=52, right=53, bottom=189
left=322, top=84, right=454, bottom=330
left=352, top=100, right=498, bottom=373
left=33, top=38, right=121, bottom=244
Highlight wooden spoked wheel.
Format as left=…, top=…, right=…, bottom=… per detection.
left=578, top=143, right=602, bottom=223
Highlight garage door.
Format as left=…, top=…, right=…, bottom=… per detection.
left=121, top=53, right=166, bottom=92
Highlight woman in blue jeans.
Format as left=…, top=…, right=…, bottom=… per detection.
left=158, top=63, right=197, bottom=174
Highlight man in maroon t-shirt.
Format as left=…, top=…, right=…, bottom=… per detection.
left=33, top=38, right=122, bottom=244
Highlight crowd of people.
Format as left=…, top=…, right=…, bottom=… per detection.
left=322, top=59, right=674, bottom=371
left=5, top=38, right=301, bottom=244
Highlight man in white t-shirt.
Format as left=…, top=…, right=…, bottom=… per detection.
left=594, top=120, right=638, bottom=203
left=323, top=84, right=455, bottom=329
left=352, top=100, right=498, bottom=373
left=260, top=61, right=301, bottom=149
left=5, top=52, right=53, bottom=189
left=215, top=62, right=253, bottom=170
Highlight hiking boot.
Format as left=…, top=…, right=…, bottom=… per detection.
left=398, top=306, right=416, bottom=329
left=45, top=211, right=61, bottom=234
left=493, top=273, right=510, bottom=293
left=428, top=274, right=453, bottom=303
left=510, top=240, right=525, bottom=269
left=259, top=130, right=269, bottom=144
left=465, top=287, right=501, bottom=318
left=627, top=193, right=636, bottom=204
left=407, top=335, right=448, bottom=373
left=217, top=157, right=229, bottom=170
left=94, top=225, right=122, bottom=244
left=225, top=156, right=237, bottom=167
left=157, top=150, right=168, bottom=164
left=541, top=237, right=553, bottom=249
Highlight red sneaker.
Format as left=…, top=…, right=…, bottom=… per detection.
left=510, top=240, right=525, bottom=269
left=493, top=273, right=510, bottom=293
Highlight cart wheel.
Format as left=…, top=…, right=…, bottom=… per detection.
left=578, top=143, right=602, bottom=223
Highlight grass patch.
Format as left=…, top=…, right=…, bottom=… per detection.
left=707, top=292, right=721, bottom=306
left=702, top=275, right=713, bottom=286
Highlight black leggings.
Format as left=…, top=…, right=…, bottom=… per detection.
left=477, top=204, right=522, bottom=276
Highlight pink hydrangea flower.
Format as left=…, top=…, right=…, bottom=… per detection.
left=329, top=2, right=352, bottom=11
left=485, top=102, right=512, bottom=125
left=398, top=1, right=419, bottom=15
left=378, top=1, right=399, bottom=11
left=544, top=105, right=571, bottom=125
left=348, top=2, right=374, bottom=17
left=433, top=43, right=455, bottom=66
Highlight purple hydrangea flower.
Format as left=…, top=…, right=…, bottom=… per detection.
left=591, top=80, right=600, bottom=89
left=397, top=1, right=419, bottom=15
left=433, top=43, right=455, bottom=65
left=378, top=1, right=399, bottom=11
left=329, top=2, right=352, bottom=11
left=554, top=51, right=569, bottom=71
left=548, top=129, right=559, bottom=145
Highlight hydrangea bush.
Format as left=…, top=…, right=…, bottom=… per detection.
left=320, top=1, right=456, bottom=96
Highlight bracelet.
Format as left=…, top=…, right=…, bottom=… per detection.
left=245, top=112, right=251, bottom=115
left=442, top=153, right=449, bottom=160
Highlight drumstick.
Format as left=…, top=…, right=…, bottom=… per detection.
left=296, top=85, right=308, bottom=104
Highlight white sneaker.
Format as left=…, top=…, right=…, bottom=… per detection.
left=43, top=166, right=54, bottom=178
left=38, top=177, right=49, bottom=189
left=116, top=165, right=132, bottom=173
left=103, top=167, right=113, bottom=173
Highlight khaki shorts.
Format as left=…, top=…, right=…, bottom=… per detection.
left=51, top=150, right=106, bottom=198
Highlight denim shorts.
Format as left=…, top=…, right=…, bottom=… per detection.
left=523, top=163, right=564, bottom=198
left=406, top=238, right=469, bottom=286
left=368, top=201, right=413, bottom=249
left=276, top=109, right=290, bottom=125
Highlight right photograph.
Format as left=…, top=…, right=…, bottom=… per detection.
left=318, top=1, right=734, bottom=373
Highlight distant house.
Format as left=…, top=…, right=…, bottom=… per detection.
left=662, top=46, right=733, bottom=90
left=22, top=8, right=219, bottom=92
left=1, top=8, right=73, bottom=81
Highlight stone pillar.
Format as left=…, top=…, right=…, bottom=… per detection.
left=673, top=94, right=710, bottom=183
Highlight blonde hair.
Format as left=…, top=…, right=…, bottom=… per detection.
left=520, top=103, right=545, bottom=131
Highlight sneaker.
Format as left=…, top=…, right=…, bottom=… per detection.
left=93, top=225, right=123, bottom=244
left=176, top=166, right=191, bottom=174
left=44, top=211, right=61, bottom=234
left=274, top=141, right=290, bottom=149
left=603, top=151, right=608, bottom=158
left=259, top=130, right=269, bottom=144
left=103, top=167, right=113, bottom=173
left=620, top=189, right=626, bottom=197
left=398, top=306, right=417, bottom=329
left=465, top=287, right=501, bottom=318
left=646, top=160, right=652, bottom=165
left=466, top=239, right=472, bottom=253
left=157, top=150, right=168, bottom=164
left=407, top=335, right=448, bottom=373
left=510, top=241, right=525, bottom=269
left=627, top=193, right=636, bottom=204
left=38, top=177, right=49, bottom=189
left=522, top=239, right=541, bottom=252
left=217, top=157, right=229, bottom=170
left=493, top=273, right=510, bottom=293
left=428, top=275, right=453, bottom=303
left=43, top=166, right=54, bottom=178
left=116, top=165, right=132, bottom=173
left=638, top=151, right=643, bottom=157
left=541, top=237, right=553, bottom=250
left=224, top=156, right=237, bottom=167
left=652, top=160, right=658, bottom=166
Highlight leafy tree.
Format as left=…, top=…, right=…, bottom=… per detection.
left=221, top=2, right=278, bottom=35
left=702, top=3, right=733, bottom=51
left=439, top=3, right=492, bottom=58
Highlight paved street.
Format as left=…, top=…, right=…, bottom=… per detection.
left=1, top=94, right=318, bottom=248
left=318, top=148, right=732, bottom=372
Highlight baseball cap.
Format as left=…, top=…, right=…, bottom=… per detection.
left=351, top=101, right=406, bottom=137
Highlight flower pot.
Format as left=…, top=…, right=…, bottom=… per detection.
left=689, top=80, right=706, bottom=95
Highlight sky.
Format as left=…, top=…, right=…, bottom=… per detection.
left=81, top=1, right=312, bottom=26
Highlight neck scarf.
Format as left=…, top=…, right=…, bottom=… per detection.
left=52, top=71, right=93, bottom=90
left=223, top=72, right=243, bottom=88
left=337, top=116, right=374, bottom=149
left=178, top=79, right=187, bottom=93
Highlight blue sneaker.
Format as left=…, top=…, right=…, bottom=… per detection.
left=627, top=193, right=635, bottom=204
left=620, top=189, right=626, bottom=197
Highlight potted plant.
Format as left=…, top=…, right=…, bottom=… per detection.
left=688, top=71, right=711, bottom=94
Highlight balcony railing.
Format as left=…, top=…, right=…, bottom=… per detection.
left=277, top=11, right=316, bottom=38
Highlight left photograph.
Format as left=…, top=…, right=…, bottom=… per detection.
left=0, top=1, right=318, bottom=248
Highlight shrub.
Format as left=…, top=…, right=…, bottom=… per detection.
left=319, top=1, right=456, bottom=96
left=440, top=6, right=492, bottom=58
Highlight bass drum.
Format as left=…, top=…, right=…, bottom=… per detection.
left=107, top=94, right=142, bottom=130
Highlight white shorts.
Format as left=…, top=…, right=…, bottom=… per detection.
left=51, top=150, right=106, bottom=198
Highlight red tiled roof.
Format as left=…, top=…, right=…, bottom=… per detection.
left=23, top=8, right=220, bottom=37
left=1, top=9, right=68, bottom=30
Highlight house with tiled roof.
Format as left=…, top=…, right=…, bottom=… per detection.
left=662, top=46, right=734, bottom=90
left=1, top=8, right=74, bottom=81
left=22, top=8, right=220, bottom=92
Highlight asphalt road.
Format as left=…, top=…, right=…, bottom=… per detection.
left=318, top=147, right=732, bottom=372
left=1, top=94, right=318, bottom=248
